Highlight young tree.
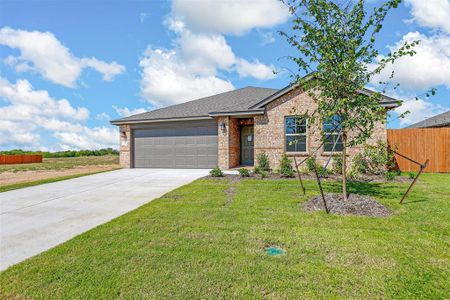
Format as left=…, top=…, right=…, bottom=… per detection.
left=280, top=0, right=419, bottom=200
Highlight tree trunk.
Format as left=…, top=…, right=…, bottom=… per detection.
left=342, top=132, right=348, bottom=201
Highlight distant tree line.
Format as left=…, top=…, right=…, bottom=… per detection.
left=0, top=148, right=119, bottom=158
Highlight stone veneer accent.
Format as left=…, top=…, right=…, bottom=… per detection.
left=119, top=124, right=132, bottom=168
left=254, top=88, right=387, bottom=170
left=217, top=117, right=241, bottom=169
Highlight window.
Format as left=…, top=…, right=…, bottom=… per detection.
left=323, top=115, right=343, bottom=152
left=285, top=116, right=307, bottom=152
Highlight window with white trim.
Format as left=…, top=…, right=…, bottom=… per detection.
left=285, top=116, right=307, bottom=152
left=323, top=115, right=343, bottom=152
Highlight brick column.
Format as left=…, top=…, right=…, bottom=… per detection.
left=217, top=117, right=241, bottom=169
left=228, top=118, right=241, bottom=168
left=217, top=117, right=229, bottom=169
left=119, top=125, right=132, bottom=168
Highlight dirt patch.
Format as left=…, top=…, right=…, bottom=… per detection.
left=205, top=174, right=242, bottom=183
left=224, top=186, right=236, bottom=205
left=302, top=193, right=392, bottom=217
left=0, top=165, right=119, bottom=186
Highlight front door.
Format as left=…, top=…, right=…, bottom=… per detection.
left=240, top=126, right=254, bottom=165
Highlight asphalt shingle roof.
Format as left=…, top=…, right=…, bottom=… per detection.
left=406, top=110, right=450, bottom=128
left=111, top=87, right=277, bottom=123
left=111, top=84, right=401, bottom=124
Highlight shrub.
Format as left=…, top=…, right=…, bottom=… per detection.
left=238, top=168, right=250, bottom=177
left=352, top=141, right=396, bottom=175
left=278, top=155, right=294, bottom=178
left=256, top=152, right=270, bottom=172
left=384, top=171, right=396, bottom=181
left=332, top=156, right=343, bottom=174
left=407, top=172, right=416, bottom=179
left=306, top=157, right=317, bottom=173
left=305, top=156, right=328, bottom=176
left=210, top=167, right=223, bottom=177
left=348, top=167, right=360, bottom=179
left=259, top=170, right=268, bottom=179
left=352, top=153, right=368, bottom=174
left=318, top=166, right=329, bottom=177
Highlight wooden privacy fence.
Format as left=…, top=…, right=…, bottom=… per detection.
left=0, top=154, right=43, bottom=165
left=387, top=128, right=450, bottom=173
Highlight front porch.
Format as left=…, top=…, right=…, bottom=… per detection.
left=217, top=116, right=255, bottom=170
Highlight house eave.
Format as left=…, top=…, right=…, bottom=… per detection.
left=110, top=115, right=213, bottom=125
left=249, top=82, right=403, bottom=110
left=208, top=110, right=265, bottom=117
left=380, top=101, right=402, bottom=109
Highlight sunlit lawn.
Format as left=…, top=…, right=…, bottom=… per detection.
left=0, top=174, right=448, bottom=299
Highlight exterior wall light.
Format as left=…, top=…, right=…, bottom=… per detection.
left=220, top=122, right=226, bottom=131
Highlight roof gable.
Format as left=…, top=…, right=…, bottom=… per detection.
left=249, top=84, right=401, bottom=110
left=111, top=79, right=401, bottom=125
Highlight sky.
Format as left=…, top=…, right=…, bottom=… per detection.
left=0, top=0, right=449, bottom=151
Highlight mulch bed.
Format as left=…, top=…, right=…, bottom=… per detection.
left=302, top=193, right=392, bottom=217
left=204, top=173, right=410, bottom=183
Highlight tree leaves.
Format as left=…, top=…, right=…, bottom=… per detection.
left=279, top=0, right=418, bottom=147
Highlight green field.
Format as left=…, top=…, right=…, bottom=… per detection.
left=0, top=155, right=119, bottom=173
left=1, top=174, right=448, bottom=299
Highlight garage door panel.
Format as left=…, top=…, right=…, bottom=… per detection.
left=133, top=120, right=218, bottom=168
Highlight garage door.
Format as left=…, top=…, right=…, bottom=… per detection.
left=133, top=120, right=218, bottom=168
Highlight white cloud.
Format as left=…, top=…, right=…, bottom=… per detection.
left=178, top=30, right=236, bottom=76
left=171, top=0, right=289, bottom=35
left=371, top=32, right=450, bottom=91
left=0, top=27, right=125, bottom=87
left=140, top=17, right=277, bottom=107
left=405, top=0, right=450, bottom=33
left=235, top=58, right=276, bottom=80
left=96, top=112, right=111, bottom=121
left=140, top=48, right=235, bottom=107
left=0, top=78, right=89, bottom=121
left=81, top=57, right=125, bottom=82
left=0, top=120, right=40, bottom=147
left=54, top=127, right=117, bottom=150
left=260, top=31, right=276, bottom=45
left=394, top=98, right=447, bottom=126
left=112, top=105, right=147, bottom=117
left=0, top=77, right=117, bottom=150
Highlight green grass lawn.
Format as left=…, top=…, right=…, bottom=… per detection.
left=1, top=174, right=448, bottom=299
left=0, top=155, right=119, bottom=173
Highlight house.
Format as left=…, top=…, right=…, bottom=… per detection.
left=110, top=85, right=400, bottom=169
left=406, top=111, right=450, bottom=128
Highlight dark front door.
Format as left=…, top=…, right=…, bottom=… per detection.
left=240, top=126, right=254, bottom=165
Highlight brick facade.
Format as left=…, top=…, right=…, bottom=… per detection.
left=119, top=124, right=132, bottom=168
left=118, top=88, right=387, bottom=171
left=253, top=88, right=387, bottom=170
left=217, top=116, right=241, bottom=169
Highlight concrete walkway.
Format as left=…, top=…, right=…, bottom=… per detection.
left=0, top=168, right=209, bottom=271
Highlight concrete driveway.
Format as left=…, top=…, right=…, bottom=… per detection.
left=0, top=168, right=209, bottom=271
